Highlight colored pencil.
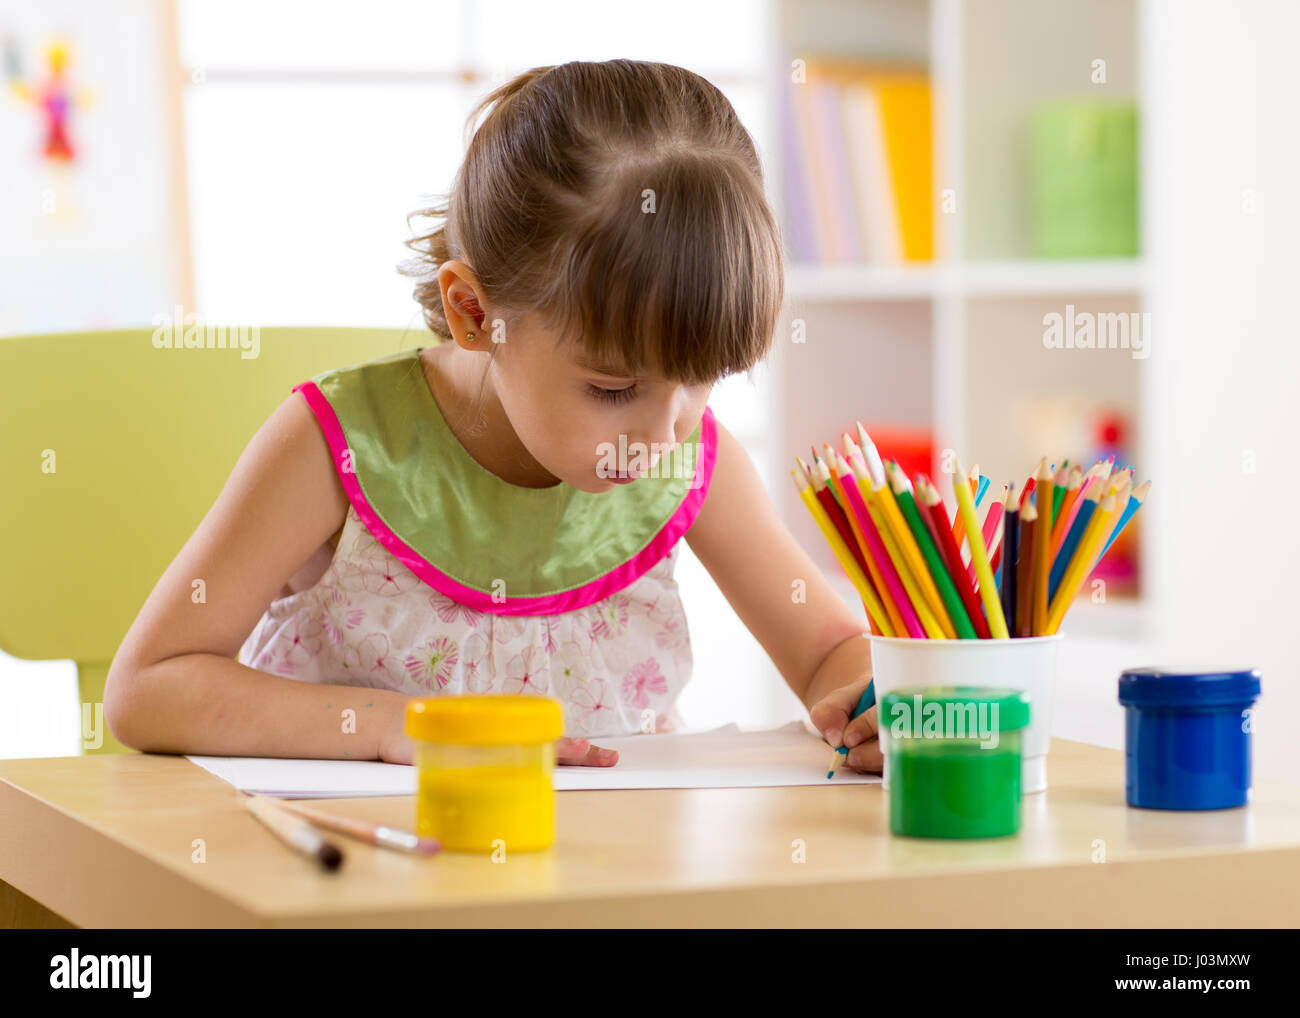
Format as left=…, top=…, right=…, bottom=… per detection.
left=813, top=453, right=891, bottom=626
left=803, top=455, right=874, bottom=586
left=952, top=458, right=1009, bottom=638
left=1048, top=465, right=1085, bottom=559
left=1053, top=461, right=1105, bottom=555
left=1000, top=485, right=1020, bottom=637
left=1049, top=483, right=1100, bottom=603
left=912, top=472, right=948, bottom=558
left=859, top=450, right=954, bottom=637
left=888, top=462, right=978, bottom=638
left=832, top=453, right=924, bottom=638
left=844, top=449, right=910, bottom=635
left=1086, top=473, right=1133, bottom=575
left=1046, top=491, right=1119, bottom=634
left=952, top=463, right=980, bottom=548
left=985, top=484, right=1010, bottom=576
left=1014, top=496, right=1038, bottom=638
left=798, top=436, right=1151, bottom=640
left=1091, top=479, right=1150, bottom=567
left=1051, top=462, right=1070, bottom=519
left=854, top=422, right=887, bottom=488
left=967, top=483, right=1008, bottom=585
left=793, top=467, right=893, bottom=636
left=826, top=679, right=876, bottom=779
left=815, top=453, right=892, bottom=627
left=858, top=466, right=945, bottom=638
left=800, top=458, right=886, bottom=622
left=822, top=451, right=894, bottom=616
left=1031, top=457, right=1054, bottom=635
left=918, top=477, right=992, bottom=639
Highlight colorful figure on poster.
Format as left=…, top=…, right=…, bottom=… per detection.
left=6, top=35, right=94, bottom=164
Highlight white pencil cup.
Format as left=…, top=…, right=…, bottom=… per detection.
left=869, top=635, right=1063, bottom=794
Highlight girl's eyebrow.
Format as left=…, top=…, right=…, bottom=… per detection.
left=574, top=353, right=638, bottom=377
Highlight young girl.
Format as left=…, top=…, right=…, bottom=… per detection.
left=104, top=60, right=882, bottom=773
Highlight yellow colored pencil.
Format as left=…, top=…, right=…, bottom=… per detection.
left=1045, top=492, right=1118, bottom=635
left=862, top=482, right=947, bottom=638
left=855, top=451, right=955, bottom=637
left=1087, top=474, right=1132, bottom=573
left=952, top=462, right=980, bottom=547
left=792, top=469, right=893, bottom=636
left=952, top=457, right=1009, bottom=638
left=802, top=455, right=894, bottom=635
left=1086, top=478, right=1149, bottom=576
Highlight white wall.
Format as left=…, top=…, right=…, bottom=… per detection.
left=1141, top=0, right=1300, bottom=783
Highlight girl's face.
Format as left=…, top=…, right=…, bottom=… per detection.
left=489, top=313, right=713, bottom=495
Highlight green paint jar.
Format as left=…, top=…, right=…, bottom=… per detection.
left=880, top=687, right=1031, bottom=839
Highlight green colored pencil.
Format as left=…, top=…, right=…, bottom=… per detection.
left=886, top=462, right=978, bottom=639
left=1051, top=461, right=1069, bottom=520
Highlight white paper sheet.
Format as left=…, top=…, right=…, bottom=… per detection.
left=185, top=720, right=880, bottom=798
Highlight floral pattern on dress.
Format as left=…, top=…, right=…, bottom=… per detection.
left=236, top=504, right=692, bottom=737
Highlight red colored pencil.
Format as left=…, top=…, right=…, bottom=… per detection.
left=807, top=453, right=874, bottom=583
left=918, top=476, right=992, bottom=639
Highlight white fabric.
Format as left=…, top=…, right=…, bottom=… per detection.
left=238, top=504, right=692, bottom=736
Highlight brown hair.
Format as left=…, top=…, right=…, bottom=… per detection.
left=398, top=59, right=784, bottom=387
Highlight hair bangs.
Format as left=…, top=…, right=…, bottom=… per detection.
left=538, top=153, right=784, bottom=386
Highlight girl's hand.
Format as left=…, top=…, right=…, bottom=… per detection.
left=809, top=677, right=883, bottom=774
left=379, top=727, right=415, bottom=765
left=378, top=701, right=619, bottom=766
left=381, top=728, right=618, bottom=766
left=378, top=732, right=618, bottom=766
left=556, top=736, right=618, bottom=767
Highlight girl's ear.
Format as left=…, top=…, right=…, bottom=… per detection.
left=446, top=292, right=486, bottom=351
left=437, top=260, right=488, bottom=339
left=457, top=294, right=485, bottom=327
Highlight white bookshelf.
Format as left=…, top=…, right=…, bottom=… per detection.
left=760, top=0, right=1153, bottom=646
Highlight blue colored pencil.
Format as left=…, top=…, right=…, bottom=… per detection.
left=826, top=679, right=876, bottom=779
left=1094, top=480, right=1151, bottom=565
left=1049, top=490, right=1098, bottom=601
left=975, top=474, right=990, bottom=507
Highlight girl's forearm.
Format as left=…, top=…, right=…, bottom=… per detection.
left=105, top=652, right=410, bottom=760
left=798, top=631, right=872, bottom=712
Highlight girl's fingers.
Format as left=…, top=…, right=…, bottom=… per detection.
left=555, top=736, right=619, bottom=767
left=809, top=679, right=876, bottom=749
left=846, top=738, right=884, bottom=774
left=842, top=702, right=880, bottom=752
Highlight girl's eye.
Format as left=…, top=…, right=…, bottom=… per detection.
left=588, top=383, right=638, bottom=405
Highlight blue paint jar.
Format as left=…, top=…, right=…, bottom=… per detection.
left=1118, top=667, right=1261, bottom=810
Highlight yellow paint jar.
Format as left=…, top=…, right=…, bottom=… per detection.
left=406, top=695, right=564, bottom=853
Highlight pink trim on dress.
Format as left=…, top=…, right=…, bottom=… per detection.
left=292, top=381, right=718, bottom=617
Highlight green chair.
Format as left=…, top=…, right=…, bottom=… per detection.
left=0, top=326, right=428, bottom=755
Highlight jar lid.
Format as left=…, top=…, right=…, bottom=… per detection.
left=406, top=695, right=564, bottom=746
left=1118, top=667, right=1261, bottom=708
left=880, top=686, right=1030, bottom=737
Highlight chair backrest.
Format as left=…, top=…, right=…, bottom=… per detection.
left=0, top=326, right=427, bottom=670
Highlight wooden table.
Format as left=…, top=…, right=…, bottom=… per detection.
left=3, top=738, right=1298, bottom=928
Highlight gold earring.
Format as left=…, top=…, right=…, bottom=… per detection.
left=466, top=331, right=475, bottom=340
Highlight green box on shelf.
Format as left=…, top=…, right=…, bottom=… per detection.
left=1029, top=101, right=1139, bottom=257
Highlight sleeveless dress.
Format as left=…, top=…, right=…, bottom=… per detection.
left=236, top=344, right=719, bottom=738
